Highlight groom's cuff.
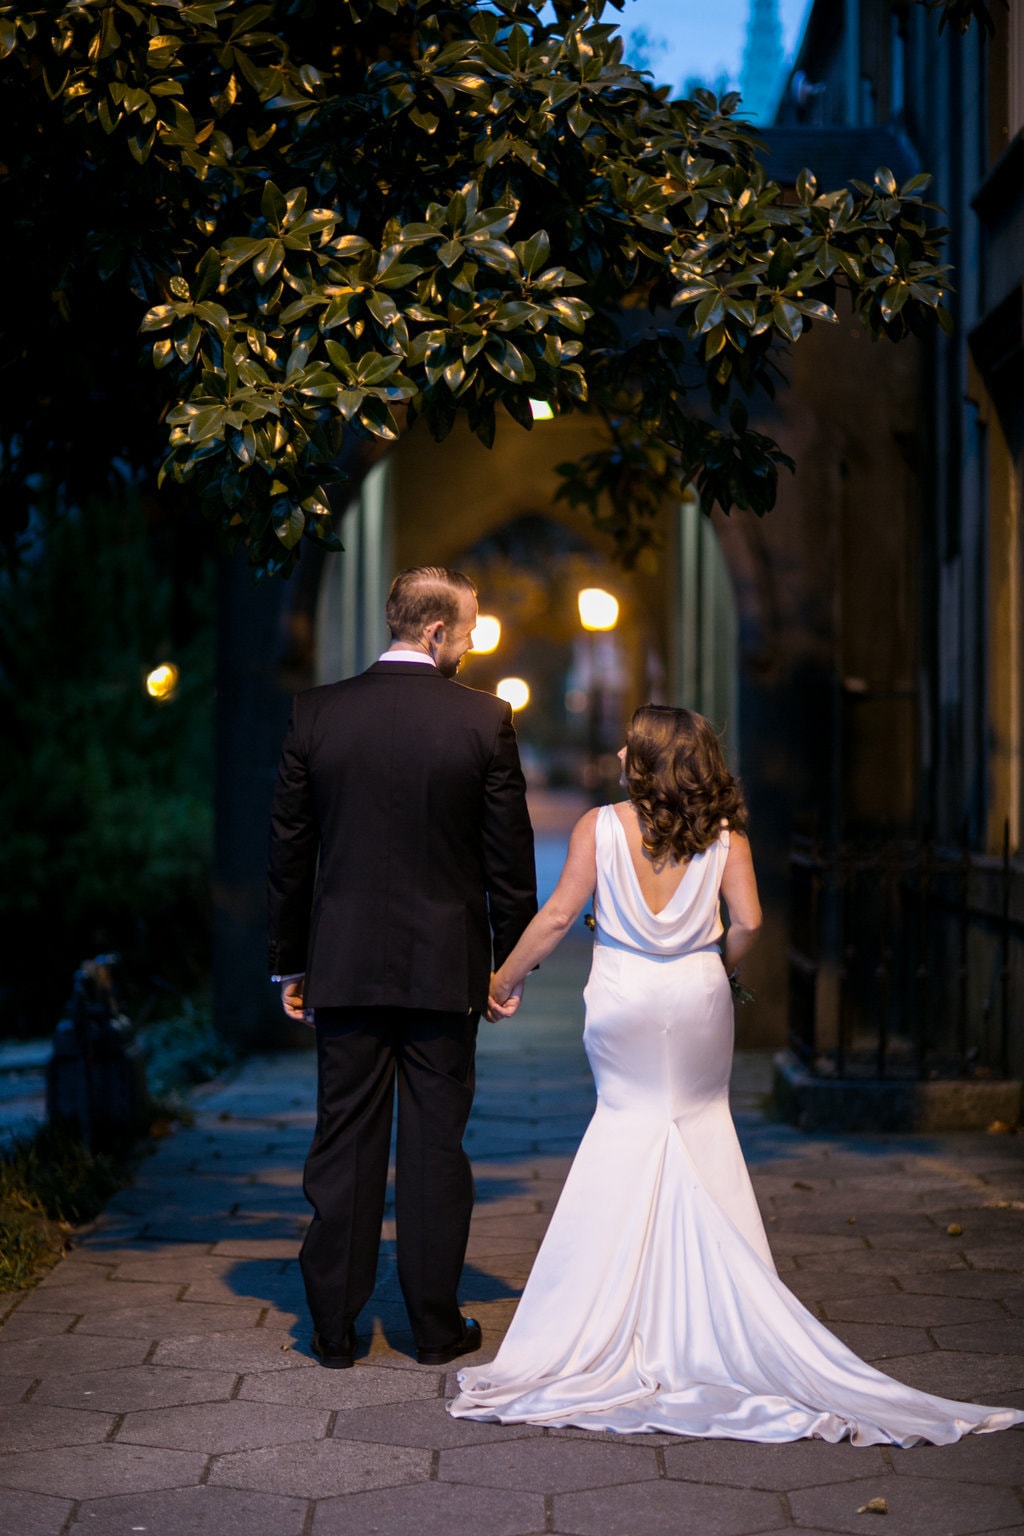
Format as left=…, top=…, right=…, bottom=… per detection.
left=271, top=972, right=305, bottom=983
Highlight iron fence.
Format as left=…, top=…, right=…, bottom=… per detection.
left=788, top=822, right=1019, bottom=1082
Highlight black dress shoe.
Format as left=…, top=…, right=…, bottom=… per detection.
left=311, top=1326, right=356, bottom=1369
left=416, top=1316, right=482, bottom=1366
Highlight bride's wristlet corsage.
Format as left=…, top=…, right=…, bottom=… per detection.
left=728, top=969, right=755, bottom=1005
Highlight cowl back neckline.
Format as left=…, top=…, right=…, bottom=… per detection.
left=609, top=805, right=693, bottom=918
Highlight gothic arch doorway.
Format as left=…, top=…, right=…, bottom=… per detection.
left=313, top=419, right=740, bottom=790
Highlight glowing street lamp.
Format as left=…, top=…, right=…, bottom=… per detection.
left=577, top=587, right=619, bottom=632
left=145, top=662, right=179, bottom=702
left=577, top=588, right=619, bottom=798
left=471, top=614, right=501, bottom=654
left=496, top=677, right=530, bottom=711
left=529, top=399, right=554, bottom=421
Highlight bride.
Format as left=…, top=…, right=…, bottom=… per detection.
left=448, top=705, right=1023, bottom=1446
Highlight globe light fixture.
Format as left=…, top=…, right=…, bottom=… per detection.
left=471, top=614, right=501, bottom=654
left=145, top=662, right=180, bottom=702
left=496, top=677, right=530, bottom=711
left=577, top=587, right=619, bottom=631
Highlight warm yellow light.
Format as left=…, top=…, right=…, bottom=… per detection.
left=496, top=677, right=530, bottom=711
left=145, top=662, right=179, bottom=702
left=577, top=587, right=619, bottom=631
left=529, top=399, right=554, bottom=421
left=471, top=615, right=501, bottom=654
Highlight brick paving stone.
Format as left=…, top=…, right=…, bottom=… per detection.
left=899, top=1272, right=1024, bottom=1301
left=663, top=1436, right=888, bottom=1488
left=0, top=1487, right=74, bottom=1536
left=437, top=1436, right=659, bottom=1492
left=825, top=1322, right=939, bottom=1360
left=109, top=1254, right=273, bottom=1283
left=72, top=1301, right=264, bottom=1337
left=237, top=1363, right=441, bottom=1409
left=66, top=1241, right=214, bottom=1265
left=554, top=1479, right=788, bottom=1536
left=933, top=1320, right=1024, bottom=1354
left=208, top=1437, right=430, bottom=1497
left=179, top=1266, right=304, bottom=1308
left=33, top=1365, right=237, bottom=1413
left=822, top=1294, right=1001, bottom=1327
left=330, top=1398, right=544, bottom=1448
left=544, top=1426, right=682, bottom=1447
left=17, top=1281, right=184, bottom=1313
left=67, top=1484, right=309, bottom=1536
left=788, top=1471, right=1024, bottom=1534
left=0, top=1375, right=34, bottom=1405
left=116, top=1398, right=330, bottom=1452
left=0, top=1442, right=206, bottom=1498
left=209, top=1237, right=301, bottom=1259
left=150, top=1328, right=306, bottom=1372
left=874, top=1351, right=1024, bottom=1400
left=793, top=1249, right=971, bottom=1274
left=18, top=1256, right=114, bottom=1286
left=784, top=1273, right=901, bottom=1301
left=465, top=1213, right=556, bottom=1240
left=0, top=1334, right=151, bottom=1377
left=766, top=1233, right=872, bottom=1256
left=0, top=1295, right=32, bottom=1326
left=311, top=1480, right=545, bottom=1536
left=0, top=1401, right=116, bottom=1452
left=0, top=1309, right=80, bottom=1340
left=949, top=1247, right=1024, bottom=1271
left=141, top=1215, right=306, bottom=1243
left=890, top=1428, right=1024, bottom=1485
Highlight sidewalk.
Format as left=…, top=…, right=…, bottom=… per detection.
left=1, top=933, right=1022, bottom=1536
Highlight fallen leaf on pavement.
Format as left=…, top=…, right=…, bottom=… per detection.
left=857, top=1497, right=888, bottom=1514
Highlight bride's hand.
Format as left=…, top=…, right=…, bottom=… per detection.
left=486, top=976, right=524, bottom=1022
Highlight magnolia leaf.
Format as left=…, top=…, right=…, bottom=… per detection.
left=273, top=503, right=306, bottom=548
left=515, top=230, right=551, bottom=277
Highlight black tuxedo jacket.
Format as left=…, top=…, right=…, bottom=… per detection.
left=267, top=661, right=537, bottom=1014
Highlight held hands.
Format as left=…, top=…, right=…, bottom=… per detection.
left=281, top=977, right=314, bottom=1027
left=486, top=975, right=525, bottom=1023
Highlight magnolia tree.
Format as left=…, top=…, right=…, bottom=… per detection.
left=0, top=0, right=995, bottom=575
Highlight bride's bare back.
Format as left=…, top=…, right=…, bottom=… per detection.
left=611, top=801, right=690, bottom=915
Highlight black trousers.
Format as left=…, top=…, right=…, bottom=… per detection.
left=300, top=1004, right=478, bottom=1350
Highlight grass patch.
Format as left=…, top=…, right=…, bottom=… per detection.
left=0, top=1123, right=131, bottom=1293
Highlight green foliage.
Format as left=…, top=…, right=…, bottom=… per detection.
left=0, top=488, right=214, bottom=1034
left=0, top=0, right=974, bottom=572
left=139, top=998, right=235, bottom=1100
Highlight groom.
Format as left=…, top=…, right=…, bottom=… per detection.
left=267, top=565, right=537, bottom=1367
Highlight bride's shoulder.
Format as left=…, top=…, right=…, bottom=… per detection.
left=574, top=805, right=603, bottom=833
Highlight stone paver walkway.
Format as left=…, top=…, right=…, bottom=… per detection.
left=2, top=933, right=1023, bottom=1536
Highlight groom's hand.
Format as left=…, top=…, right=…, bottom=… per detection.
left=281, top=977, right=313, bottom=1026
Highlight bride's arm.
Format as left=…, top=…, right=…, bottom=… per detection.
left=720, top=831, right=762, bottom=974
left=489, top=808, right=599, bottom=1011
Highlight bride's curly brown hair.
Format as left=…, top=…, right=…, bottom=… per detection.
left=624, top=705, right=749, bottom=861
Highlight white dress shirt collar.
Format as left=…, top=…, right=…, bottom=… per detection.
left=378, top=649, right=436, bottom=666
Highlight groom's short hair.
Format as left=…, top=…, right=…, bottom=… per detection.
left=386, top=566, right=477, bottom=641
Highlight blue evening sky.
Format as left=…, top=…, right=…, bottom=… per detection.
left=604, top=0, right=813, bottom=103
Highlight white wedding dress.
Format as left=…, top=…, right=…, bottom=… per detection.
left=449, top=806, right=1024, bottom=1445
